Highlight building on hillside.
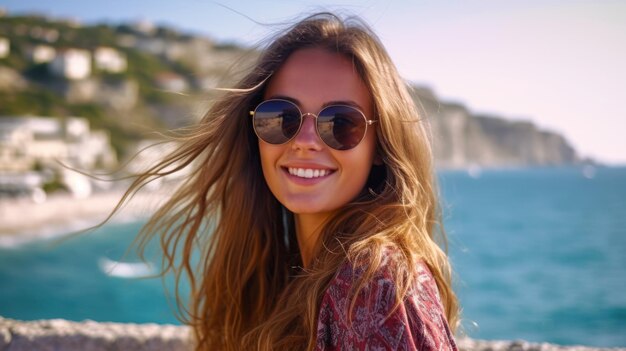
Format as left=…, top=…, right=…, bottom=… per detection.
left=44, top=28, right=59, bottom=43
left=13, top=24, right=28, bottom=36
left=126, top=139, right=190, bottom=189
left=154, top=72, right=188, bottom=92
left=58, top=18, right=82, bottom=28
left=50, top=48, right=91, bottom=80
left=163, top=41, right=186, bottom=61
left=193, top=74, right=221, bottom=91
left=0, top=37, right=9, bottom=58
left=26, top=44, right=56, bottom=64
left=136, top=37, right=166, bottom=56
left=0, top=121, right=34, bottom=172
left=173, top=38, right=209, bottom=70
left=94, top=47, right=127, bottom=73
left=131, top=20, right=156, bottom=35
left=116, top=34, right=137, bottom=48
left=0, top=116, right=117, bottom=172
left=0, top=172, right=48, bottom=202
left=0, top=66, right=27, bottom=91
left=29, top=27, right=59, bottom=43
left=0, top=116, right=118, bottom=199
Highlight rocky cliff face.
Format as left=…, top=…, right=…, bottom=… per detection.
left=412, top=87, right=580, bottom=169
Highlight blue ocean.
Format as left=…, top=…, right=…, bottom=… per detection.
left=1, top=167, right=625, bottom=347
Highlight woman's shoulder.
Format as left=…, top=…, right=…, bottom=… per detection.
left=315, top=248, right=457, bottom=350
left=329, top=248, right=436, bottom=292
left=324, top=247, right=442, bottom=307
left=322, top=249, right=445, bottom=321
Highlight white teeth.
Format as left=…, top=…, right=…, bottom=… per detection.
left=287, top=168, right=331, bottom=179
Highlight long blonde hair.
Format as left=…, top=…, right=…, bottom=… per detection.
left=121, top=12, right=459, bottom=350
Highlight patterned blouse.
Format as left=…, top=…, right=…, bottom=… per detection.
left=315, top=255, right=458, bottom=350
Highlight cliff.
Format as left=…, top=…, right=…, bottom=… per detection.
left=412, top=87, right=580, bottom=169
left=1, top=317, right=623, bottom=351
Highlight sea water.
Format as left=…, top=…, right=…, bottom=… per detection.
left=0, top=167, right=625, bottom=347
left=439, top=167, right=626, bottom=347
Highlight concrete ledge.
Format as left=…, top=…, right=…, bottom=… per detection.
left=456, top=338, right=625, bottom=351
left=0, top=318, right=191, bottom=351
left=1, top=317, right=624, bottom=351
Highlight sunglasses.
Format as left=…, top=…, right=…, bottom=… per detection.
left=250, top=99, right=377, bottom=150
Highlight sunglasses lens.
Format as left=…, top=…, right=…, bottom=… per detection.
left=253, top=100, right=301, bottom=144
left=318, top=106, right=367, bottom=150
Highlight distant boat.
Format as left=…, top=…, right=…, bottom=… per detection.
left=467, top=164, right=482, bottom=178
left=582, top=165, right=596, bottom=179
left=98, top=257, right=155, bottom=278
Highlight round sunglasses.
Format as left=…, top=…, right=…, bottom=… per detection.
left=250, top=99, right=377, bottom=150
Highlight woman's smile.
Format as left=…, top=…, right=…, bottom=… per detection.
left=283, top=165, right=336, bottom=183
left=286, top=167, right=334, bottom=179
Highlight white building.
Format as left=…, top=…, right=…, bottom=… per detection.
left=136, top=37, right=166, bottom=56
left=132, top=20, right=156, bottom=35
left=26, top=44, right=56, bottom=64
left=0, top=171, right=48, bottom=202
left=127, top=139, right=190, bottom=188
left=94, top=47, right=127, bottom=73
left=29, top=26, right=59, bottom=43
left=193, top=74, right=220, bottom=91
left=116, top=34, right=137, bottom=48
left=42, top=28, right=59, bottom=43
left=0, top=122, right=35, bottom=172
left=0, top=116, right=118, bottom=199
left=0, top=37, right=9, bottom=58
left=50, top=49, right=91, bottom=80
left=0, top=116, right=117, bottom=172
left=154, top=72, right=188, bottom=92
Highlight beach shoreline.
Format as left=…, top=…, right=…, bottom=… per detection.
left=0, top=185, right=170, bottom=248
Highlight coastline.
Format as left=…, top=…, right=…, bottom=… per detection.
left=0, top=185, right=171, bottom=248
left=0, top=317, right=623, bottom=351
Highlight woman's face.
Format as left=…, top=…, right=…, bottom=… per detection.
left=258, top=47, right=377, bottom=217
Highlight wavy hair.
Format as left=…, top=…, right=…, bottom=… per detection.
left=120, top=12, right=459, bottom=350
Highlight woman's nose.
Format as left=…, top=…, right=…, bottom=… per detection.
left=292, top=114, right=323, bottom=151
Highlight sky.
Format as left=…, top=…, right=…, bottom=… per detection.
left=2, top=0, right=626, bottom=164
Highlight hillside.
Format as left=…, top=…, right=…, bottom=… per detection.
left=413, top=87, right=580, bottom=168
left=0, top=14, right=251, bottom=158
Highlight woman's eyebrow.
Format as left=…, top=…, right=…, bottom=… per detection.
left=266, top=95, right=365, bottom=111
left=321, top=100, right=364, bottom=110
left=266, top=95, right=300, bottom=105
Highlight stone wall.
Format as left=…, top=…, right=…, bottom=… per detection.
left=1, top=317, right=624, bottom=351
left=0, top=318, right=190, bottom=351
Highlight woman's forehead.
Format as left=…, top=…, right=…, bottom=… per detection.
left=264, top=47, right=373, bottom=114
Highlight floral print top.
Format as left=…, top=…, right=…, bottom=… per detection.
left=315, top=255, right=457, bottom=350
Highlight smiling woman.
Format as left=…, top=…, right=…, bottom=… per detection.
left=258, top=48, right=379, bottom=260
left=114, top=12, right=459, bottom=351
